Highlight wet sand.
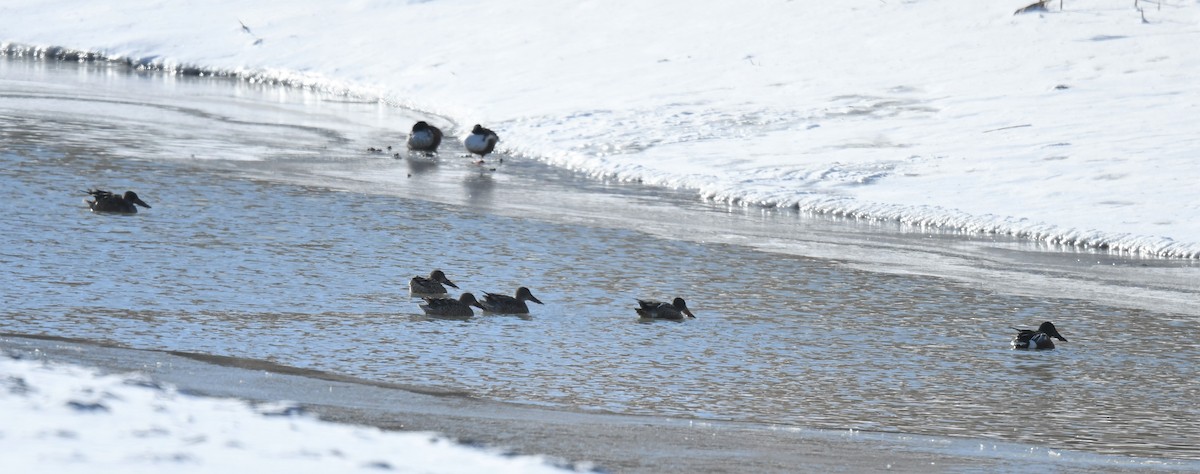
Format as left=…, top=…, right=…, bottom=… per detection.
left=0, top=334, right=1165, bottom=473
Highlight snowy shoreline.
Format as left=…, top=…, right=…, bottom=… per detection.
left=6, top=334, right=1194, bottom=473
left=6, top=40, right=1197, bottom=259
left=0, top=352, right=573, bottom=473
left=3, top=0, right=1199, bottom=258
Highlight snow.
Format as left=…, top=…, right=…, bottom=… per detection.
left=0, top=356, right=569, bottom=473
left=2, top=0, right=1199, bottom=256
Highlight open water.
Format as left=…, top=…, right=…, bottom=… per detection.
left=2, top=57, right=1199, bottom=463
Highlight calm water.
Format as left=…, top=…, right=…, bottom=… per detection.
left=3, top=57, right=1199, bottom=462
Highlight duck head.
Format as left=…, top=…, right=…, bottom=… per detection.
left=459, top=292, right=484, bottom=308
left=431, top=270, right=459, bottom=289
left=673, top=297, right=695, bottom=318
left=1038, top=321, right=1067, bottom=341
left=124, top=191, right=151, bottom=209
left=516, top=286, right=543, bottom=305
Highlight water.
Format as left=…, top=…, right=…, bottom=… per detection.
left=3, top=57, right=1199, bottom=462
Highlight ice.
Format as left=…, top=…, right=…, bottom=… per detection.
left=4, top=0, right=1199, bottom=256
left=0, top=356, right=569, bottom=473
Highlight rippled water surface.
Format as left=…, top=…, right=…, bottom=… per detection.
left=3, top=57, right=1199, bottom=461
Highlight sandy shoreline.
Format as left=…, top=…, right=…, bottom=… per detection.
left=2, top=333, right=1184, bottom=473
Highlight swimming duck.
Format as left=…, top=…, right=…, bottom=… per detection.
left=479, top=286, right=543, bottom=314
left=464, top=124, right=499, bottom=161
left=1011, top=321, right=1068, bottom=349
left=409, top=270, right=459, bottom=295
left=636, top=297, right=695, bottom=320
left=419, top=292, right=484, bottom=317
left=407, top=121, right=443, bottom=152
left=85, top=189, right=151, bottom=214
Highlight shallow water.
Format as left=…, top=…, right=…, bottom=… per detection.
left=2, top=57, right=1199, bottom=462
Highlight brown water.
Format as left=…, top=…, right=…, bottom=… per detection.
left=3, top=56, right=1199, bottom=463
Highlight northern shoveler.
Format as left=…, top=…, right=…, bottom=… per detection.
left=464, top=124, right=499, bottom=160
left=419, top=292, right=484, bottom=317
left=85, top=189, right=151, bottom=214
left=1011, top=321, right=1068, bottom=349
left=479, top=286, right=543, bottom=314
left=636, top=297, right=695, bottom=320
left=407, top=121, right=443, bottom=152
left=409, top=270, right=459, bottom=295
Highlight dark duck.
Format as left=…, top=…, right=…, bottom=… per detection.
left=1011, top=321, right=1068, bottom=349
left=85, top=189, right=151, bottom=214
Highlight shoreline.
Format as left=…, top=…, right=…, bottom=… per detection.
left=240, top=147, right=1200, bottom=319
left=3, top=47, right=1199, bottom=259
left=3, top=333, right=1186, bottom=473
left=4, top=55, right=1199, bottom=470
left=4, top=50, right=1200, bottom=274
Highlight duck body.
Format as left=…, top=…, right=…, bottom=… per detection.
left=409, top=270, right=459, bottom=295
left=464, top=124, right=499, bottom=159
left=479, top=286, right=543, bottom=314
left=420, top=292, right=484, bottom=317
left=407, top=121, right=443, bottom=152
left=1011, top=321, right=1068, bottom=349
left=636, top=297, right=695, bottom=320
left=86, top=189, right=151, bottom=214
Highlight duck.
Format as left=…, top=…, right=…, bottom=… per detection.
left=1011, top=321, right=1068, bottom=349
left=409, top=270, right=459, bottom=295
left=464, top=124, right=499, bottom=161
left=479, top=286, right=544, bottom=314
left=406, top=121, right=443, bottom=152
left=636, top=297, right=695, bottom=320
left=419, top=292, right=484, bottom=318
left=85, top=189, right=151, bottom=214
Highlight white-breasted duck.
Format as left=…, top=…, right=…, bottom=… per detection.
left=407, top=121, right=443, bottom=152
left=1011, top=321, right=1068, bottom=349
left=464, top=124, right=499, bottom=161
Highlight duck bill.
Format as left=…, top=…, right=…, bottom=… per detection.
left=530, top=296, right=544, bottom=305
left=445, top=280, right=459, bottom=289
left=134, top=198, right=151, bottom=208
left=682, top=309, right=696, bottom=318
left=1053, top=334, right=1067, bottom=342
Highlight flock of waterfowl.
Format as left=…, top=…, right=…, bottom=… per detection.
left=82, top=121, right=1070, bottom=345
left=407, top=269, right=691, bottom=321
left=404, top=121, right=499, bottom=164
left=410, top=269, right=547, bottom=318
